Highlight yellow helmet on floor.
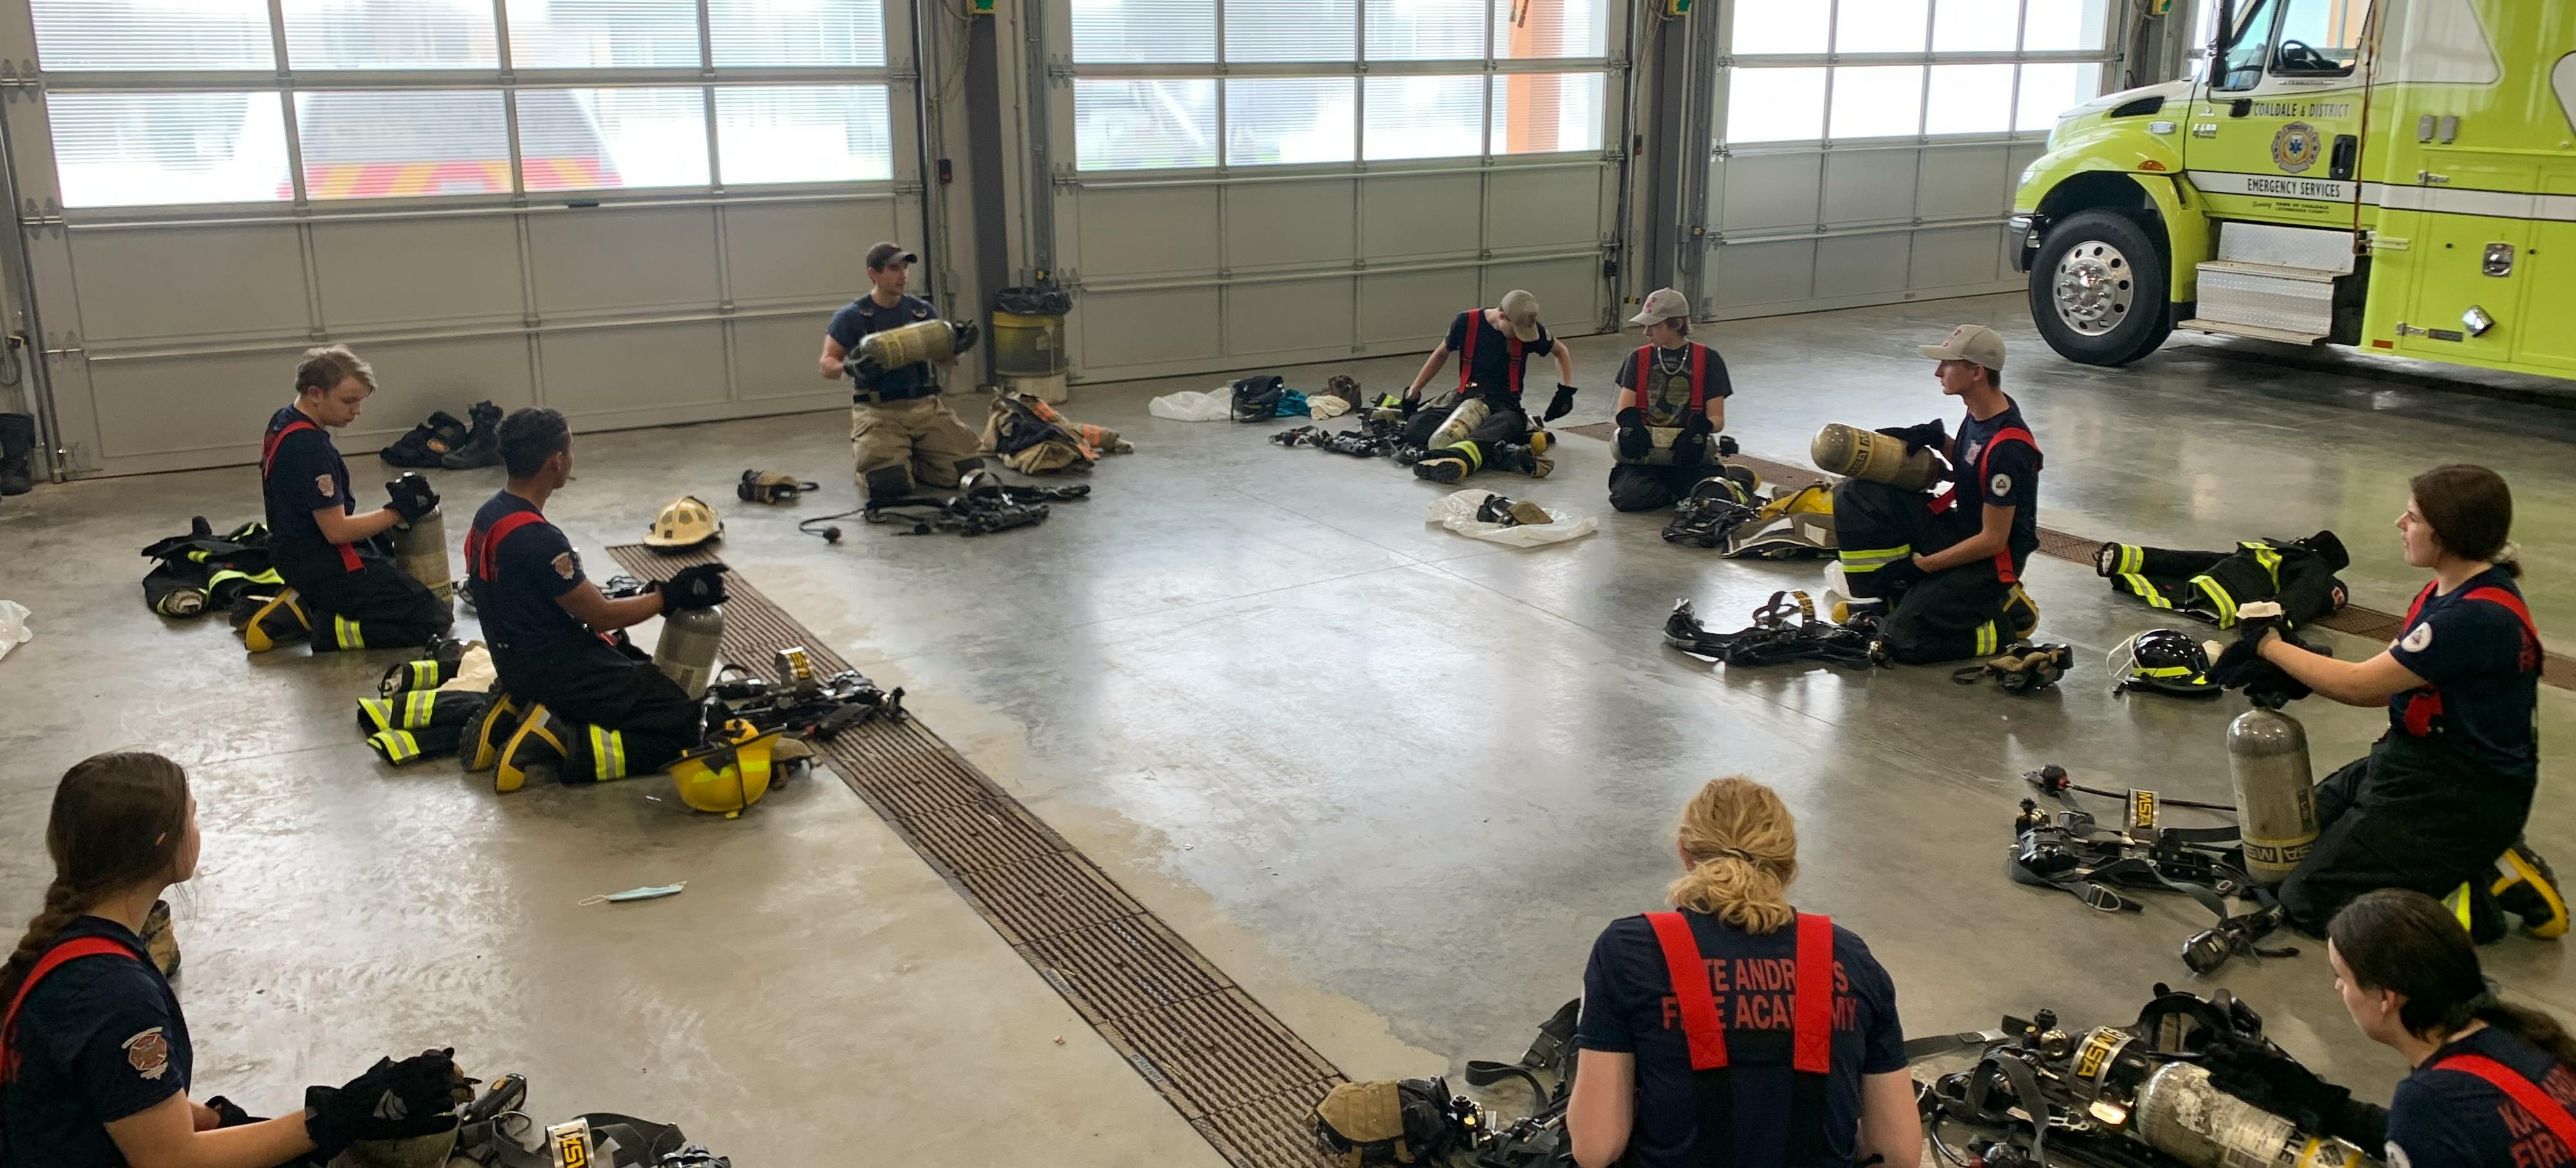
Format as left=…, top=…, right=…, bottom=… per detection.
left=643, top=496, right=724, bottom=548
left=668, top=719, right=785, bottom=818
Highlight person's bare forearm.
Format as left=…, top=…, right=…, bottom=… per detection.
left=2257, top=638, right=2388, bottom=706
left=1553, top=343, right=1574, bottom=384
left=1407, top=347, right=1450, bottom=397
left=315, top=507, right=401, bottom=546
left=1915, top=530, right=2004, bottom=573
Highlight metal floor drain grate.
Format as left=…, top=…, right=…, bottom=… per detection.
left=1554, top=433, right=2571, bottom=687
left=610, top=544, right=1344, bottom=1167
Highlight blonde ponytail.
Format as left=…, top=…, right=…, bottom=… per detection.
left=1664, top=776, right=1799, bottom=934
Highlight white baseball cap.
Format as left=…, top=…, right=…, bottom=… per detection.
left=1497, top=289, right=1543, bottom=342
left=1918, top=323, right=2007, bottom=370
left=1628, top=287, right=1690, bottom=327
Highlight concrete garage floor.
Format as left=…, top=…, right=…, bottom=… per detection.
left=2, top=290, right=2570, bottom=1162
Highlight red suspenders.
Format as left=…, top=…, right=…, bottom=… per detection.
left=1644, top=910, right=1836, bottom=1166
left=1, top=937, right=142, bottom=1081
left=1630, top=345, right=1709, bottom=422
left=1458, top=310, right=1527, bottom=397
left=2399, top=584, right=2544, bottom=736
left=2431, top=1054, right=2576, bottom=1157
left=464, top=509, right=549, bottom=584
left=262, top=418, right=364, bottom=573
left=1928, top=425, right=2039, bottom=584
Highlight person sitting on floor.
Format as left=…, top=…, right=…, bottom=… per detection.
left=459, top=408, right=724, bottom=793
left=1566, top=775, right=1919, bottom=1168
left=1829, top=324, right=2040, bottom=665
left=2247, top=464, right=2561, bottom=942
left=0, top=750, right=470, bottom=1168
left=237, top=346, right=452, bottom=653
left=1397, top=289, right=1577, bottom=483
left=1609, top=288, right=1735, bottom=513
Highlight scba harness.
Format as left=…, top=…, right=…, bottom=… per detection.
left=1645, top=910, right=1838, bottom=1167
left=1459, top=310, right=1526, bottom=399
left=1664, top=593, right=1885, bottom=670
left=260, top=417, right=362, bottom=574
left=2396, top=583, right=2543, bottom=738
left=1927, top=425, right=2039, bottom=584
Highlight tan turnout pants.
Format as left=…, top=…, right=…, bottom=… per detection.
left=851, top=397, right=982, bottom=499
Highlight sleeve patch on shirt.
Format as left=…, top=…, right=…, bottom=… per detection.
left=1989, top=472, right=2011, bottom=497
left=315, top=474, right=336, bottom=499
left=123, top=1028, right=172, bottom=1080
left=2401, top=622, right=2433, bottom=653
left=551, top=552, right=578, bottom=580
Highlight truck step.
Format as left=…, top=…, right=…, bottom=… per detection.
left=2174, top=318, right=2330, bottom=345
left=2194, top=260, right=2341, bottom=337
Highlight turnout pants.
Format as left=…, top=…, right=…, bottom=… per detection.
left=493, top=636, right=702, bottom=779
left=2278, top=733, right=2533, bottom=935
left=2101, top=539, right=2344, bottom=627
left=1832, top=478, right=2036, bottom=664
left=1607, top=463, right=1717, bottom=512
left=1403, top=394, right=1536, bottom=477
left=852, top=396, right=983, bottom=501
left=288, top=557, right=451, bottom=652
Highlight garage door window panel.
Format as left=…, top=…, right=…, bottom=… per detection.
left=31, top=0, right=276, bottom=71
left=506, top=0, right=704, bottom=69
left=1726, top=67, right=1827, bottom=145
left=1365, top=0, right=1488, bottom=60
left=1490, top=72, right=1603, bottom=156
left=297, top=90, right=513, bottom=199
left=522, top=88, right=711, bottom=191
left=281, top=0, right=500, bottom=69
left=1491, top=0, right=1605, bottom=60
left=709, top=0, right=887, bottom=67
left=1075, top=79, right=1218, bottom=170
left=715, top=85, right=893, bottom=184
left=1364, top=75, right=1486, bottom=161
left=1072, top=0, right=1216, bottom=64
left=49, top=92, right=290, bottom=209
left=1225, top=78, right=1356, bottom=166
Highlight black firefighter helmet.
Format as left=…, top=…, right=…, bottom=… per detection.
left=2112, top=629, right=2219, bottom=697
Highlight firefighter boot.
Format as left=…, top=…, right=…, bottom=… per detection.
left=1412, top=442, right=1481, bottom=484
left=2492, top=842, right=2567, bottom=939
left=1493, top=442, right=1554, bottom=479
left=493, top=704, right=571, bottom=794
left=440, top=401, right=504, bottom=470
left=460, top=690, right=526, bottom=774
left=2444, top=881, right=2510, bottom=945
left=235, top=590, right=311, bottom=652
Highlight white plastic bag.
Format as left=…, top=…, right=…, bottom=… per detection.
left=0, top=600, right=30, bottom=662
left=1148, top=388, right=1233, bottom=422
left=1424, top=490, right=1597, bottom=547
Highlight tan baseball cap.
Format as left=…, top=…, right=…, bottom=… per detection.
left=1628, top=287, right=1690, bottom=327
left=1497, top=289, right=1542, bottom=342
left=1919, top=323, right=2007, bottom=370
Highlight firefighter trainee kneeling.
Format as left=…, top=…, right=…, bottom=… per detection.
left=819, top=242, right=982, bottom=503
left=1398, top=289, right=1578, bottom=483
left=1829, top=324, right=2041, bottom=665
left=1608, top=288, right=1734, bottom=513
left=460, top=408, right=723, bottom=793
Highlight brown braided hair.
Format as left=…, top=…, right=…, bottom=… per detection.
left=0, top=753, right=191, bottom=1011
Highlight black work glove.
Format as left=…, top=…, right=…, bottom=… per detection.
left=1672, top=431, right=1710, bottom=467
left=2201, top=1034, right=2381, bottom=1145
left=2207, top=604, right=2324, bottom=707
left=385, top=473, right=440, bottom=523
left=660, top=563, right=729, bottom=610
left=1876, top=557, right=1928, bottom=593
left=1613, top=408, right=1651, bottom=461
left=1682, top=409, right=1716, bottom=436
left=1874, top=420, right=1948, bottom=454
left=305, top=1049, right=474, bottom=1160
left=1716, top=435, right=1739, bottom=458
left=1543, top=384, right=1578, bottom=422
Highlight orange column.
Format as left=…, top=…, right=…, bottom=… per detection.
left=1504, top=0, right=1564, bottom=152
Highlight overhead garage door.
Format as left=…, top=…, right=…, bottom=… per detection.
left=1697, top=0, right=2122, bottom=321
left=4, top=0, right=925, bottom=478
left=1048, top=0, right=1628, bottom=384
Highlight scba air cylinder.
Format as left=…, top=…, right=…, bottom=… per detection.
left=653, top=605, right=725, bottom=699
left=391, top=507, right=453, bottom=601
left=849, top=319, right=981, bottom=381
left=1812, top=423, right=1941, bottom=492
left=2225, top=704, right=2322, bottom=884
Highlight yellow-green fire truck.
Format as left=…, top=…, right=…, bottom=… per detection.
left=2011, top=0, right=2576, bottom=375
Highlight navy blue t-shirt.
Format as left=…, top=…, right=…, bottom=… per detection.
left=2387, top=567, right=2541, bottom=782
left=1, top=918, right=190, bottom=1168
left=1576, top=911, right=1905, bottom=1168
left=1949, top=399, right=2041, bottom=574
left=261, top=404, right=357, bottom=582
left=2386, top=1025, right=2576, bottom=1168
left=467, top=491, right=587, bottom=652
left=1612, top=343, right=1735, bottom=427
left=1444, top=310, right=1555, bottom=399
left=827, top=293, right=937, bottom=400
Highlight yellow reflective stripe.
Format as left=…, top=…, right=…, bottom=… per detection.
left=1838, top=545, right=1912, bottom=572
left=333, top=615, right=366, bottom=649
left=2446, top=883, right=2474, bottom=932
left=2136, top=665, right=2197, bottom=677
left=2191, top=575, right=2238, bottom=626
left=368, top=730, right=420, bottom=762
left=411, top=661, right=438, bottom=689
left=1975, top=621, right=1998, bottom=657
left=2243, top=542, right=2283, bottom=588
left=403, top=690, right=438, bottom=728
left=358, top=699, right=393, bottom=732
left=2119, top=573, right=2174, bottom=608
left=1450, top=441, right=1483, bottom=470
left=2119, top=544, right=2144, bottom=575
left=589, top=726, right=626, bottom=781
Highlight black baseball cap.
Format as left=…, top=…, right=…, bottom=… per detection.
left=866, top=242, right=917, bottom=271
